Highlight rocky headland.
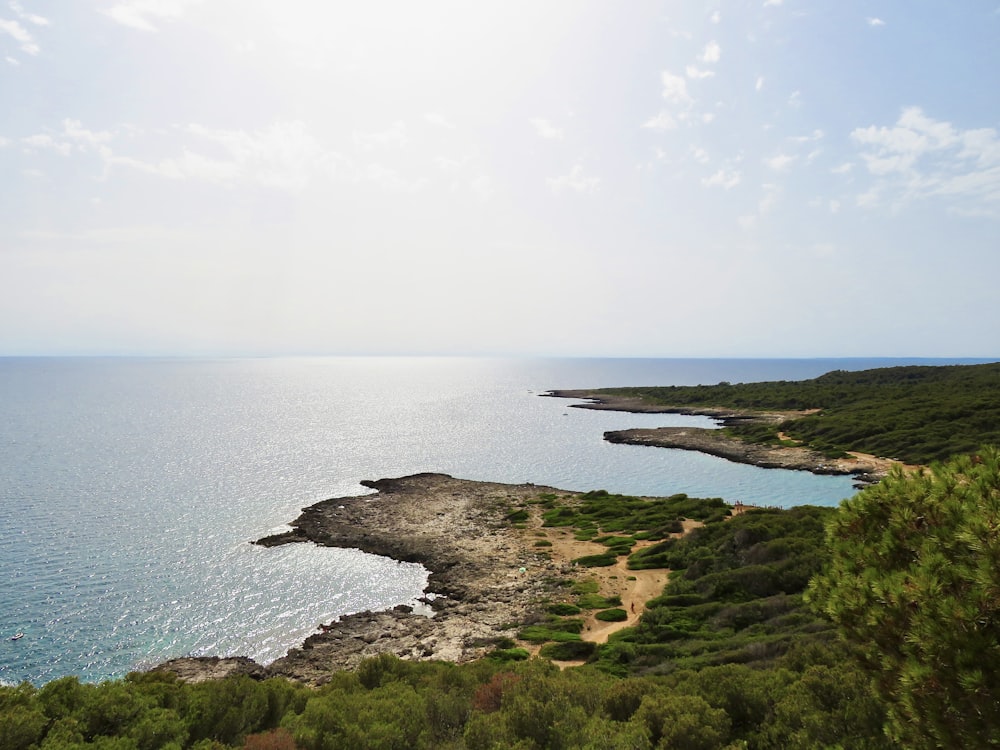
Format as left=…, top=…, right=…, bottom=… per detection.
left=156, top=474, right=578, bottom=686
left=546, top=389, right=894, bottom=484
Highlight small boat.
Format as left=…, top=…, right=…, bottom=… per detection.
left=10, top=633, right=24, bottom=641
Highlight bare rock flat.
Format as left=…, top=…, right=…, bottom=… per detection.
left=159, top=474, right=575, bottom=685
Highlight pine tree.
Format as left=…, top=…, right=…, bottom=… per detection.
left=808, top=447, right=1000, bottom=748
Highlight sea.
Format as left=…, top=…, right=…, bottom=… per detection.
left=0, top=356, right=989, bottom=685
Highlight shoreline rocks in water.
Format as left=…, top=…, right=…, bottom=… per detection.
left=546, top=389, right=889, bottom=484
left=156, top=474, right=576, bottom=686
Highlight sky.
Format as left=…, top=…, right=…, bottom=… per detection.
left=1, top=1, right=999, bottom=357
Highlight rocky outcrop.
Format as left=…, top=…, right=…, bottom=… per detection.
left=156, top=474, right=575, bottom=686
left=152, top=656, right=266, bottom=683
left=604, top=427, right=882, bottom=483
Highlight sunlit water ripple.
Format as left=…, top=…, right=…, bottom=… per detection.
left=0, top=356, right=983, bottom=684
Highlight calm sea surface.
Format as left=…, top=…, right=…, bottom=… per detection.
left=0, top=356, right=986, bottom=684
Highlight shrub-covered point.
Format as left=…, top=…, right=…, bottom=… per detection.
left=595, top=361, right=1000, bottom=464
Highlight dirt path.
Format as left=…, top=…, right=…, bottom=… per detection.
left=523, top=513, right=702, bottom=649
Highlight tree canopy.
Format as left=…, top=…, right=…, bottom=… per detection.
left=808, top=447, right=1000, bottom=748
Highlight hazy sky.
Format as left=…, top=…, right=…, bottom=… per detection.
left=2, top=2, right=998, bottom=357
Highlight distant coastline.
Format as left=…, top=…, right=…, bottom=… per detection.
left=545, top=389, right=896, bottom=484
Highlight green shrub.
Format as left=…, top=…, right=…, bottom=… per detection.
left=573, top=553, right=617, bottom=567
left=595, top=609, right=628, bottom=622
left=487, top=648, right=530, bottom=662
left=547, top=603, right=582, bottom=616
left=539, top=641, right=597, bottom=660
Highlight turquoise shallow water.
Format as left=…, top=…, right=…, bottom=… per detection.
left=0, top=356, right=985, bottom=684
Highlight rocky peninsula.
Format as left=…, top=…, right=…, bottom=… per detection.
left=546, top=389, right=896, bottom=484
left=157, top=474, right=580, bottom=685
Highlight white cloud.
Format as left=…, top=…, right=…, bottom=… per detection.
left=710, top=10, right=721, bottom=23
left=686, top=65, right=715, bottom=80
left=0, top=17, right=38, bottom=54
left=851, top=106, right=1000, bottom=213
left=867, top=17, right=886, bottom=27
left=547, top=164, right=600, bottom=193
left=22, top=133, right=71, bottom=155
left=102, top=0, right=204, bottom=32
left=469, top=174, right=493, bottom=201
left=804, top=148, right=823, bottom=165
left=660, top=71, right=691, bottom=104
left=755, top=76, right=764, bottom=92
left=792, top=129, right=824, bottom=143
left=699, top=40, right=721, bottom=64
left=764, top=153, right=795, bottom=171
left=424, top=113, right=456, bottom=129
left=763, top=0, right=783, bottom=6
left=113, top=121, right=341, bottom=190
left=62, top=119, right=113, bottom=148
left=529, top=118, right=564, bottom=140
left=0, top=135, right=9, bottom=147
left=702, top=168, right=741, bottom=189
left=8, top=0, right=49, bottom=26
left=690, top=146, right=710, bottom=164
left=829, top=200, right=841, bottom=214
left=788, top=91, right=802, bottom=108
left=434, top=156, right=463, bottom=172
left=831, top=162, right=853, bottom=174
left=642, top=111, right=677, bottom=131
left=5, top=54, right=18, bottom=65
left=20, top=120, right=113, bottom=159
left=9, top=2, right=47, bottom=26
left=354, top=121, right=408, bottom=150
left=361, top=163, right=426, bottom=193
left=758, top=183, right=780, bottom=214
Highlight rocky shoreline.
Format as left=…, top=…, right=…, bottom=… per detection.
left=156, top=474, right=575, bottom=685
left=546, top=389, right=890, bottom=484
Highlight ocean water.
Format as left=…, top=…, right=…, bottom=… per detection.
left=0, top=356, right=986, bottom=685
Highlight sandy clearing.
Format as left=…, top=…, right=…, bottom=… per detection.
left=521, top=511, right=703, bottom=649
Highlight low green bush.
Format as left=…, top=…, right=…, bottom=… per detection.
left=573, top=553, right=617, bottom=567
left=539, top=641, right=597, bottom=660
left=595, top=609, right=628, bottom=622
left=548, top=603, right=582, bottom=616
left=487, top=648, right=530, bottom=662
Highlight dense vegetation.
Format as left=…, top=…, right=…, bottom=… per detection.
left=809, top=448, right=1000, bottom=748
left=595, top=362, right=1000, bottom=464
left=0, top=641, right=888, bottom=749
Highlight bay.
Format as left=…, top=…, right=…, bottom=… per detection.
left=0, top=356, right=985, bottom=684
